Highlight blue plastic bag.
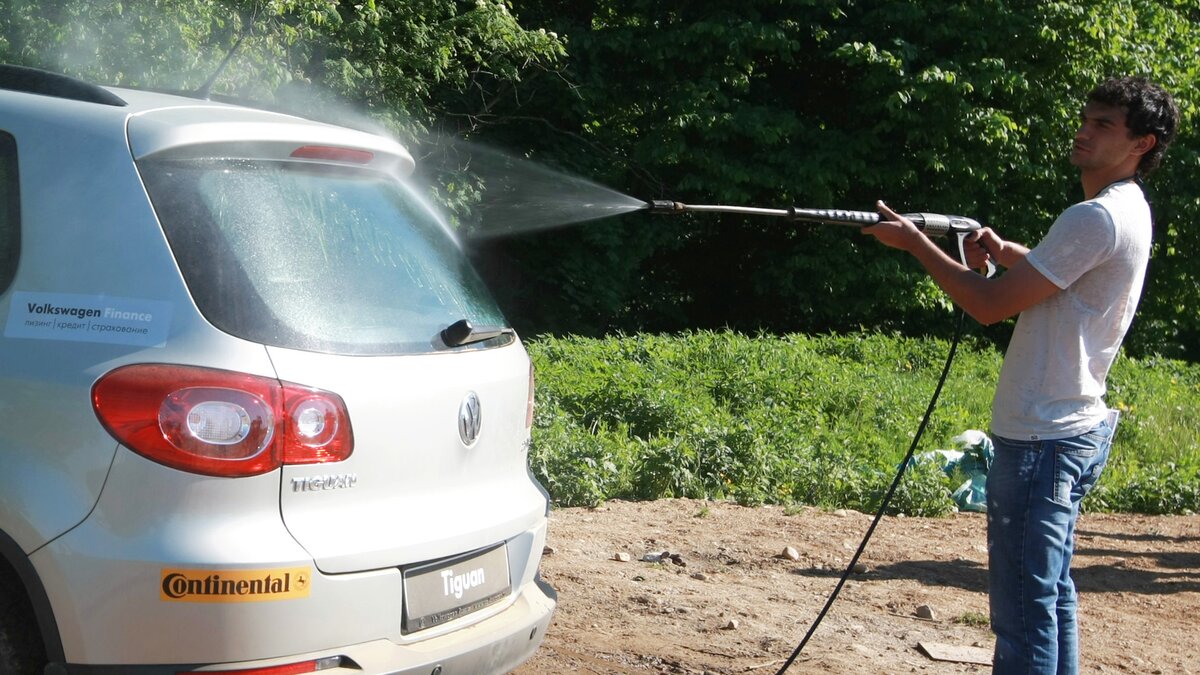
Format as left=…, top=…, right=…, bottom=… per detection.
left=914, top=430, right=994, bottom=512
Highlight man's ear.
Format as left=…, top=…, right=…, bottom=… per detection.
left=1132, top=133, right=1157, bottom=158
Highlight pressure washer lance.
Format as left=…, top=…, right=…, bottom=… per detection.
left=647, top=199, right=982, bottom=235
left=646, top=200, right=994, bottom=275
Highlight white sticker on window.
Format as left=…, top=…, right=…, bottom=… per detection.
left=5, top=291, right=171, bottom=347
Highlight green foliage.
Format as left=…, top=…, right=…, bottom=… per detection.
left=954, top=611, right=991, bottom=628
left=528, top=405, right=635, bottom=508
left=528, top=331, right=1200, bottom=515
left=879, top=459, right=958, bottom=518
left=0, top=0, right=564, bottom=141
left=528, top=330, right=980, bottom=511
left=1107, top=354, right=1200, bottom=460
left=1092, top=353, right=1200, bottom=513
left=1089, top=463, right=1200, bottom=515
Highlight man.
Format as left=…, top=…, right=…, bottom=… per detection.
left=862, top=76, right=1178, bottom=674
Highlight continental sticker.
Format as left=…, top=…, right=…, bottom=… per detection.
left=5, top=291, right=171, bottom=348
left=160, top=567, right=312, bottom=603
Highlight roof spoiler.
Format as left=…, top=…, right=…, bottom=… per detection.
left=0, top=64, right=127, bottom=107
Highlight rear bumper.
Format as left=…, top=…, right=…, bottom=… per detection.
left=48, top=575, right=556, bottom=675
left=32, top=450, right=555, bottom=672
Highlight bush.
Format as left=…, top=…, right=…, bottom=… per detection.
left=1089, top=464, right=1200, bottom=515
left=528, top=331, right=1200, bottom=515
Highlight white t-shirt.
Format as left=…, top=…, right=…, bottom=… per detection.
left=990, top=180, right=1151, bottom=440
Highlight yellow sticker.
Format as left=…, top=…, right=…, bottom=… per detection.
left=160, top=567, right=311, bottom=603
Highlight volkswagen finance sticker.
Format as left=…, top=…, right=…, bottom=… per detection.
left=6, top=291, right=172, bottom=347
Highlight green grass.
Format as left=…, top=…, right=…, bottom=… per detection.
left=953, top=611, right=991, bottom=628
left=527, top=331, right=1200, bottom=515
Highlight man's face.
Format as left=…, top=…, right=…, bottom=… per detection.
left=1070, top=101, right=1146, bottom=172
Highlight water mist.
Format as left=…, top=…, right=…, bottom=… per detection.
left=419, top=141, right=647, bottom=240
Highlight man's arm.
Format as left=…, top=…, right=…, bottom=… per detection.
left=864, top=201, right=1060, bottom=325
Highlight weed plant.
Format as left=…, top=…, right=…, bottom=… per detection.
left=528, top=331, right=1200, bottom=515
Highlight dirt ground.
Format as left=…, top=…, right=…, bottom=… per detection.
left=513, top=499, right=1199, bottom=674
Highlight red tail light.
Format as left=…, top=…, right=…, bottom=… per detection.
left=93, top=364, right=353, bottom=477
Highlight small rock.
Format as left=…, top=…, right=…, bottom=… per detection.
left=722, top=619, right=740, bottom=630
left=642, top=552, right=664, bottom=563
left=542, top=545, right=556, bottom=556
left=780, top=546, right=801, bottom=561
left=851, top=562, right=869, bottom=574
left=690, top=572, right=708, bottom=581
left=612, top=552, right=632, bottom=562
left=915, top=605, right=936, bottom=620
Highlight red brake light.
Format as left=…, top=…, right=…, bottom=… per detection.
left=93, top=364, right=353, bottom=477
left=290, top=145, right=374, bottom=164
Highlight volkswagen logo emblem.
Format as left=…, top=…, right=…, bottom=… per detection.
left=458, top=392, right=482, bottom=447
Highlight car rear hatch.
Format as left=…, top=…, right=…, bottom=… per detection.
left=128, top=101, right=544, bottom=576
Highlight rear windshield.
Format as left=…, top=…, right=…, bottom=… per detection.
left=140, top=158, right=508, bottom=355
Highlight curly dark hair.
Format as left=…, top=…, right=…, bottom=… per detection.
left=1088, top=76, right=1180, bottom=175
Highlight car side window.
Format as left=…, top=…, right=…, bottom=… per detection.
left=0, top=131, right=18, bottom=294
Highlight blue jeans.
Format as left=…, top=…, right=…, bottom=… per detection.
left=986, top=416, right=1114, bottom=674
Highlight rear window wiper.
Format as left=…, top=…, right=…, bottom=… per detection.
left=440, top=318, right=514, bottom=347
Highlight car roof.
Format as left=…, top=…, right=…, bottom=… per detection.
left=0, top=64, right=416, bottom=176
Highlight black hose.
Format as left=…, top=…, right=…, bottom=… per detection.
left=775, top=309, right=968, bottom=674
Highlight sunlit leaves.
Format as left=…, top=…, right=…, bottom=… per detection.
left=0, top=0, right=565, bottom=140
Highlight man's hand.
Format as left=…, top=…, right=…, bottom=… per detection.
left=861, top=200, right=924, bottom=251
left=963, top=228, right=1000, bottom=271
left=964, top=227, right=1029, bottom=270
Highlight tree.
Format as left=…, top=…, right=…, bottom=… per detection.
left=0, top=0, right=563, bottom=138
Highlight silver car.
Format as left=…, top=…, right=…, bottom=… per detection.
left=0, top=65, right=554, bottom=674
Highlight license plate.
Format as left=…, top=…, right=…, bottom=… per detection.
left=402, top=543, right=511, bottom=633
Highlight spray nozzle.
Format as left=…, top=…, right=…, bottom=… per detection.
left=646, top=200, right=685, bottom=213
